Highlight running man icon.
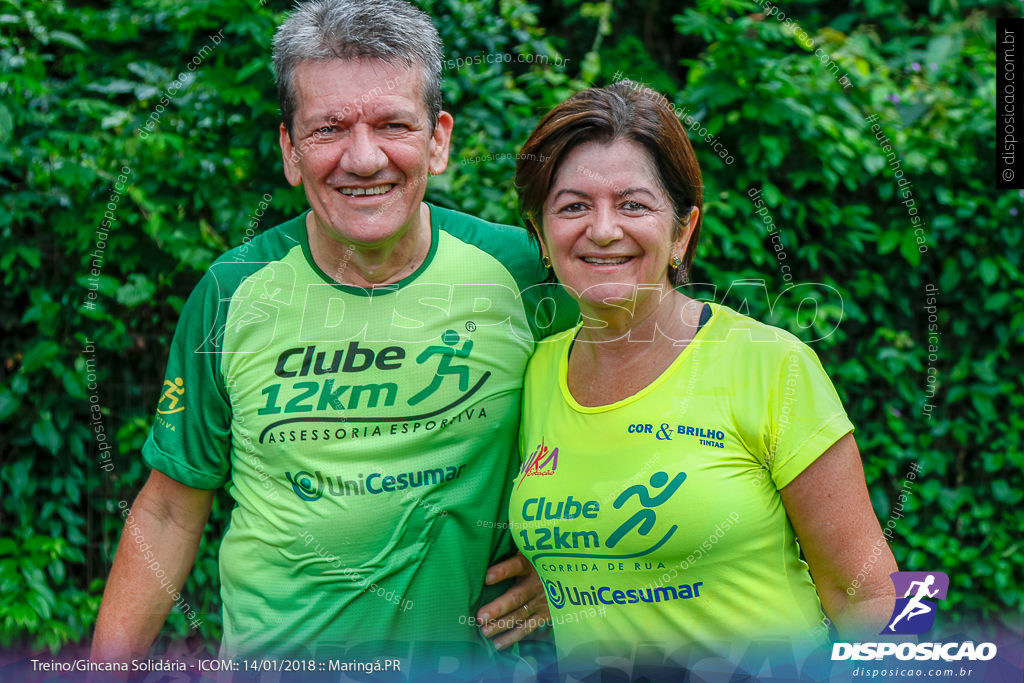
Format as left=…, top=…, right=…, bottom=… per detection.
left=408, top=330, right=474, bottom=406
left=156, top=378, right=185, bottom=414
left=606, top=472, right=686, bottom=548
left=888, top=575, right=939, bottom=630
left=881, top=571, right=950, bottom=635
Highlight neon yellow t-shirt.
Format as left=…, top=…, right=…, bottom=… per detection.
left=511, top=303, right=854, bottom=666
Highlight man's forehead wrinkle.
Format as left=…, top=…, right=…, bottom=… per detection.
left=293, top=67, right=422, bottom=129
left=301, top=99, right=416, bottom=127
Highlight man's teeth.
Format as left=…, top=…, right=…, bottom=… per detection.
left=339, top=184, right=394, bottom=196
left=583, top=256, right=630, bottom=265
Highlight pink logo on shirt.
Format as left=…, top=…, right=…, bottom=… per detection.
left=518, top=438, right=559, bottom=488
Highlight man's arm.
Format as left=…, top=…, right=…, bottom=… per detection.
left=476, top=552, right=550, bottom=650
left=92, top=469, right=215, bottom=662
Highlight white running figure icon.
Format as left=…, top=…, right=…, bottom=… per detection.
left=887, top=574, right=940, bottom=631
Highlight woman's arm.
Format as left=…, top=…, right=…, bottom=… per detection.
left=780, top=432, right=898, bottom=639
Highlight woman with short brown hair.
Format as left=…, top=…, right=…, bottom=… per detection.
left=508, top=81, right=896, bottom=672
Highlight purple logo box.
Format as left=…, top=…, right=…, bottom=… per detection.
left=890, top=571, right=949, bottom=600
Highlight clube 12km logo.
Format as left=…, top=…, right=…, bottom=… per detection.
left=832, top=572, right=997, bottom=662
left=517, top=440, right=712, bottom=612
left=256, top=330, right=492, bottom=446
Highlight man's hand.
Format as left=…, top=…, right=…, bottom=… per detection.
left=475, top=552, right=549, bottom=650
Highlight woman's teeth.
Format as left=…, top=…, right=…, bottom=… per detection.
left=583, top=256, right=630, bottom=264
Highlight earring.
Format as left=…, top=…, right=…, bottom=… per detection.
left=670, top=256, right=683, bottom=269
left=542, top=256, right=551, bottom=269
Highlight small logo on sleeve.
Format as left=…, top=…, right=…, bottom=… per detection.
left=157, top=378, right=186, bottom=414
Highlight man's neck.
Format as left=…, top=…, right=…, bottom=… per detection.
left=306, top=204, right=432, bottom=287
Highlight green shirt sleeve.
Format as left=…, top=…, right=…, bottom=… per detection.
left=141, top=268, right=233, bottom=490
left=520, top=280, right=581, bottom=341
left=425, top=203, right=579, bottom=341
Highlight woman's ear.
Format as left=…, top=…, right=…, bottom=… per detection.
left=676, top=206, right=700, bottom=253
left=526, top=218, right=548, bottom=254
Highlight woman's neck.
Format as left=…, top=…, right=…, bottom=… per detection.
left=568, top=291, right=704, bottom=406
left=575, top=289, right=702, bottom=355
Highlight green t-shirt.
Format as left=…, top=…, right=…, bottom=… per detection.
left=511, top=303, right=853, bottom=667
left=142, top=204, right=576, bottom=672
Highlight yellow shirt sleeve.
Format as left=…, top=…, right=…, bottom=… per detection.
left=765, top=339, right=855, bottom=489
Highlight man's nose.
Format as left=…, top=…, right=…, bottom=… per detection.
left=341, top=126, right=387, bottom=176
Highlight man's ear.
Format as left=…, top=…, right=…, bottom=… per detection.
left=427, top=111, right=454, bottom=176
left=280, top=123, right=302, bottom=187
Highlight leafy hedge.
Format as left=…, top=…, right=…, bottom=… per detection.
left=2, top=0, right=1020, bottom=655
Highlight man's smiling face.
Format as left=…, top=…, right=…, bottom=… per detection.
left=280, top=58, right=452, bottom=249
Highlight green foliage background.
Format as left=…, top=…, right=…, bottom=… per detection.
left=2, top=0, right=1021, bottom=655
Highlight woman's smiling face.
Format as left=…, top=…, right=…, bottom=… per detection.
left=541, top=138, right=694, bottom=316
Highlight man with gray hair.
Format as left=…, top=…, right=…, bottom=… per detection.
left=91, top=0, right=573, bottom=676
